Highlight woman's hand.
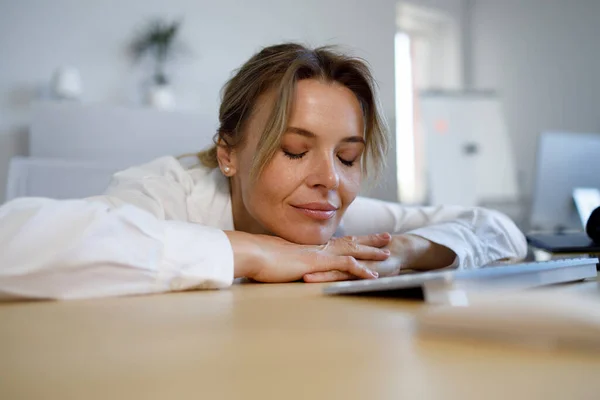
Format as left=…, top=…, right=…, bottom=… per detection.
left=225, top=231, right=392, bottom=283
left=303, top=234, right=457, bottom=282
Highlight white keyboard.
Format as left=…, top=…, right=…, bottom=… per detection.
left=324, top=257, right=599, bottom=305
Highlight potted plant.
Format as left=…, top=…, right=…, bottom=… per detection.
left=128, top=18, right=184, bottom=108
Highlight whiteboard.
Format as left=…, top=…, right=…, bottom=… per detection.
left=419, top=92, right=519, bottom=207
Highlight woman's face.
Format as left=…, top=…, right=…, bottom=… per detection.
left=224, top=79, right=365, bottom=245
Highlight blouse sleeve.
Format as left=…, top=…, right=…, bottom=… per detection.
left=341, top=196, right=527, bottom=268
left=0, top=157, right=234, bottom=300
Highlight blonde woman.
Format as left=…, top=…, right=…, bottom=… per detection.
left=0, top=43, right=527, bottom=300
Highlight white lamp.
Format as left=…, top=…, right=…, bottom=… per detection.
left=52, top=66, right=82, bottom=100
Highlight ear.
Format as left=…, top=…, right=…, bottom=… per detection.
left=216, top=138, right=238, bottom=177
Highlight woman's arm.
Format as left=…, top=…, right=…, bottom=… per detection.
left=0, top=197, right=235, bottom=300
left=341, top=197, right=528, bottom=270
left=0, top=157, right=243, bottom=300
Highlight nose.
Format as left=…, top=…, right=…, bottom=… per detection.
left=305, top=152, right=340, bottom=190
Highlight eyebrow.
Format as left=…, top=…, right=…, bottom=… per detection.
left=286, top=126, right=365, bottom=144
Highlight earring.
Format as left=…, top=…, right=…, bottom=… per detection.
left=223, top=166, right=231, bottom=175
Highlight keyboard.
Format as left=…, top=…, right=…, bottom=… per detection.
left=323, top=257, right=599, bottom=305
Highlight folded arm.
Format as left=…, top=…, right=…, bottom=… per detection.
left=341, top=197, right=527, bottom=271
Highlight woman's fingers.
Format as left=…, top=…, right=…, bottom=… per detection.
left=311, top=255, right=378, bottom=280
left=351, top=232, right=392, bottom=248
left=303, top=270, right=355, bottom=283
left=305, top=257, right=403, bottom=282
left=328, top=235, right=391, bottom=261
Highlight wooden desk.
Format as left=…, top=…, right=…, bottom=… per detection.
left=1, top=281, right=600, bottom=399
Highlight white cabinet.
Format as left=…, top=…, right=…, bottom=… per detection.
left=29, top=101, right=217, bottom=164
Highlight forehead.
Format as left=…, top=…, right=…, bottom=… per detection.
left=242, top=79, right=365, bottom=150
left=287, top=79, right=364, bottom=138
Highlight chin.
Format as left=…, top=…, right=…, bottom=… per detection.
left=274, top=225, right=336, bottom=245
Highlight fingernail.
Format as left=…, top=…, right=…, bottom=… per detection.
left=382, top=249, right=391, bottom=255
left=370, top=270, right=379, bottom=278
left=379, top=233, right=391, bottom=239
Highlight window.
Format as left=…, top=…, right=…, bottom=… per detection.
left=395, top=2, right=463, bottom=204
left=394, top=31, right=416, bottom=203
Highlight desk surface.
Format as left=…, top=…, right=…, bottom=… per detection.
left=1, top=280, right=600, bottom=400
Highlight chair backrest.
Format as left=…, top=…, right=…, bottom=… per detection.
left=5, top=157, right=128, bottom=202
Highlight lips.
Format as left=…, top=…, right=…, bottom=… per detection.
left=291, top=202, right=339, bottom=221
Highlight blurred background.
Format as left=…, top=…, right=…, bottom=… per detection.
left=1, top=0, right=599, bottom=233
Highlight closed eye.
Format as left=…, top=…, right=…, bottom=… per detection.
left=283, top=150, right=307, bottom=160
left=284, top=150, right=357, bottom=166
left=338, top=157, right=355, bottom=167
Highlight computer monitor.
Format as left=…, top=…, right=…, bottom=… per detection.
left=529, top=131, right=600, bottom=232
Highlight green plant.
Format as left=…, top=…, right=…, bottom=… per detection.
left=129, top=18, right=183, bottom=85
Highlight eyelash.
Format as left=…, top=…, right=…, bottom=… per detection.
left=283, top=151, right=307, bottom=160
left=283, top=151, right=355, bottom=167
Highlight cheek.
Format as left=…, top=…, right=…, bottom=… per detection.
left=340, top=169, right=362, bottom=204
left=245, top=158, right=301, bottom=207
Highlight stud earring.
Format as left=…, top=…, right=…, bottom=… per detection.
left=223, top=166, right=231, bottom=175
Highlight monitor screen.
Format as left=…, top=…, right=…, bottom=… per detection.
left=529, top=131, right=600, bottom=231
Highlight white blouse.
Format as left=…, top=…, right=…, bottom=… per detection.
left=0, top=156, right=527, bottom=300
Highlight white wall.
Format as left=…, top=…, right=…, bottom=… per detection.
left=0, top=0, right=398, bottom=201
left=403, top=0, right=465, bottom=21
left=472, top=0, right=600, bottom=195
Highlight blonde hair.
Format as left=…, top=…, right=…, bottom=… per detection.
left=195, top=43, right=389, bottom=181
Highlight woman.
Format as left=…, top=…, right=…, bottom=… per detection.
left=0, top=43, right=527, bottom=300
